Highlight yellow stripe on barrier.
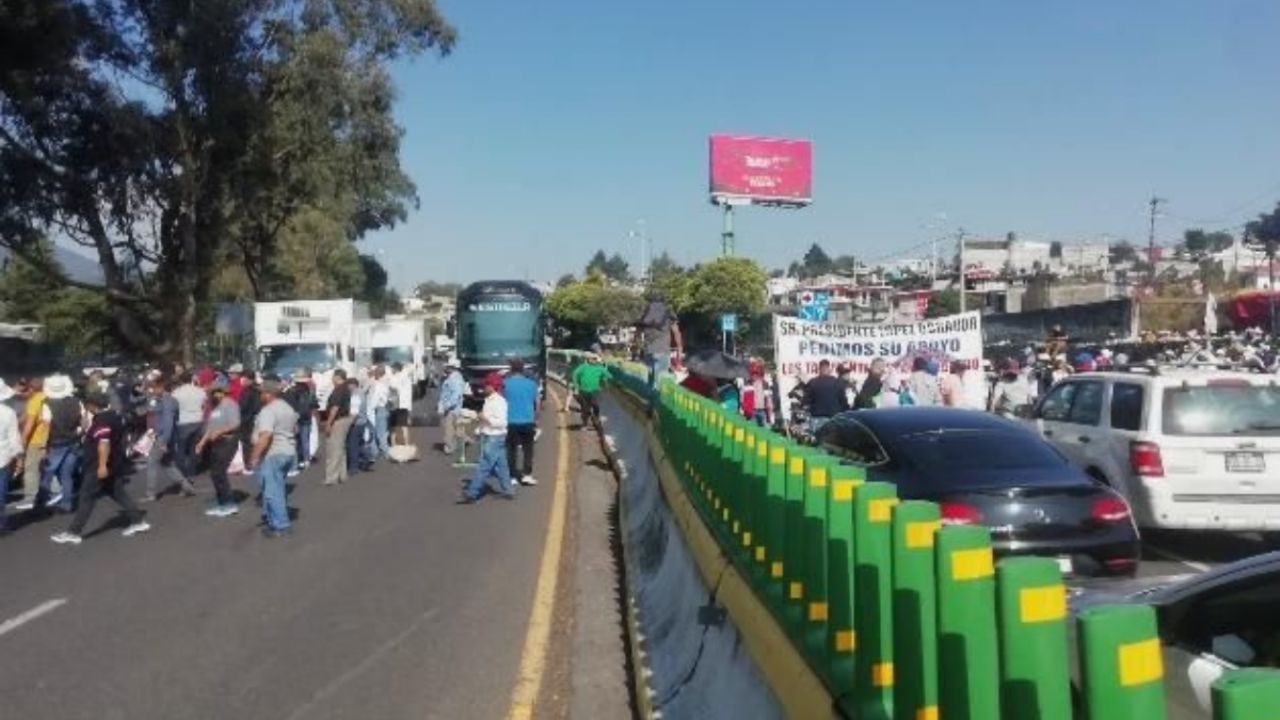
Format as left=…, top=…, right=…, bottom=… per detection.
left=916, top=706, right=939, bottom=720
left=736, top=428, right=746, bottom=443
left=771, top=562, right=784, bottom=578
left=789, top=457, right=804, bottom=474
left=742, top=532, right=752, bottom=547
left=1118, top=638, right=1164, bottom=687
left=809, top=467, right=828, bottom=488
left=757, top=443, right=768, bottom=459
left=771, top=448, right=785, bottom=464
left=872, top=662, right=895, bottom=688
left=789, top=582, right=804, bottom=600
left=906, top=520, right=942, bottom=549
left=868, top=497, right=899, bottom=523
left=950, top=547, right=995, bottom=581
left=755, top=546, right=767, bottom=562
left=834, top=630, right=856, bottom=653
left=808, top=602, right=829, bottom=622
left=832, top=480, right=857, bottom=502
left=1019, top=585, right=1068, bottom=624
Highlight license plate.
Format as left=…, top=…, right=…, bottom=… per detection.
left=1057, top=557, right=1074, bottom=574
left=1225, top=452, right=1266, bottom=473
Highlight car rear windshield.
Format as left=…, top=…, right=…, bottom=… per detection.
left=895, top=429, right=1069, bottom=476
left=1162, top=384, right=1280, bottom=436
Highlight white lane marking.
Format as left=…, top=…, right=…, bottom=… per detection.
left=1146, top=545, right=1213, bottom=573
left=0, top=598, right=68, bottom=638
left=282, top=607, right=439, bottom=720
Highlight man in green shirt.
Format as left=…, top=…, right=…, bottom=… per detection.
left=570, top=353, right=611, bottom=426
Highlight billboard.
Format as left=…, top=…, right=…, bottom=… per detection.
left=709, top=134, right=813, bottom=206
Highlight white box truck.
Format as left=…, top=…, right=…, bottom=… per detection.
left=359, top=318, right=427, bottom=398
left=254, top=299, right=370, bottom=404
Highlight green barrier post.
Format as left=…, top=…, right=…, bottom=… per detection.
left=764, top=440, right=789, bottom=613
left=1212, top=668, right=1280, bottom=720
left=852, top=481, right=898, bottom=720
left=891, top=501, right=940, bottom=720
left=748, top=431, right=771, bottom=584
left=826, top=463, right=864, bottom=697
left=738, top=426, right=759, bottom=570
left=936, top=525, right=1000, bottom=720
left=1077, top=604, right=1167, bottom=720
left=802, top=455, right=834, bottom=663
left=782, top=447, right=811, bottom=636
left=996, top=557, right=1072, bottom=720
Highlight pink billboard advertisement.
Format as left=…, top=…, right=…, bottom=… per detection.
left=709, top=134, right=813, bottom=206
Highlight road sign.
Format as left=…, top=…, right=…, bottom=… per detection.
left=798, top=304, right=829, bottom=322
left=721, top=314, right=738, bottom=333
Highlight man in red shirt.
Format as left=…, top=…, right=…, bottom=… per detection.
left=226, top=363, right=247, bottom=403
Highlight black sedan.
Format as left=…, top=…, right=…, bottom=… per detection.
left=815, top=408, right=1140, bottom=577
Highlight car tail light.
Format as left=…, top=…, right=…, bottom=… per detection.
left=940, top=502, right=983, bottom=526
left=1091, top=496, right=1132, bottom=523
left=1129, top=441, right=1165, bottom=478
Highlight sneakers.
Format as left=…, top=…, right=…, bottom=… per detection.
left=456, top=494, right=479, bottom=505
left=13, top=500, right=35, bottom=511
left=204, top=505, right=239, bottom=518
left=139, top=494, right=158, bottom=504
left=287, top=469, right=301, bottom=478
left=519, top=476, right=538, bottom=486
left=47, top=492, right=64, bottom=507
left=261, top=526, right=292, bottom=539
left=51, top=531, right=83, bottom=545
left=122, top=521, right=152, bottom=537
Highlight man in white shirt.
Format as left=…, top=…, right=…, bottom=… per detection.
left=389, top=362, right=415, bottom=446
left=0, top=380, right=24, bottom=534
left=457, top=373, right=513, bottom=503
left=367, top=365, right=391, bottom=459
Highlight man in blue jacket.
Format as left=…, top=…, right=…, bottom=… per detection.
left=143, top=378, right=192, bottom=501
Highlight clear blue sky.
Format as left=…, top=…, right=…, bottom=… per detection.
left=366, top=0, right=1280, bottom=291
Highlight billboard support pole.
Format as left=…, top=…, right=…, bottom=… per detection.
left=722, top=204, right=736, bottom=256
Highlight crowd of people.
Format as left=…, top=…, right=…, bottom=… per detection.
left=0, top=359, right=474, bottom=541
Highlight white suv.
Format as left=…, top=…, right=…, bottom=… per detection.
left=1027, top=368, right=1280, bottom=532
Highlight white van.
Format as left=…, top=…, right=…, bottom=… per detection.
left=1027, top=368, right=1280, bottom=533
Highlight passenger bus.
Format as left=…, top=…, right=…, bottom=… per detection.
left=455, top=281, right=547, bottom=401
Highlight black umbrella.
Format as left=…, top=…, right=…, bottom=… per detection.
left=684, top=349, right=750, bottom=381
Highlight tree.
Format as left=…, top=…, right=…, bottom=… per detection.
left=555, top=273, right=576, bottom=289
left=799, top=243, right=833, bottom=278
left=1050, top=241, right=1063, bottom=259
left=924, top=289, right=960, bottom=318
left=648, top=251, right=681, bottom=280
left=545, top=281, right=644, bottom=337
left=0, top=0, right=456, bottom=362
left=1183, top=228, right=1235, bottom=256
left=358, top=254, right=401, bottom=316
left=684, top=257, right=768, bottom=317
left=0, top=238, right=123, bottom=358
left=1110, top=241, right=1139, bottom=265
left=831, top=254, right=858, bottom=275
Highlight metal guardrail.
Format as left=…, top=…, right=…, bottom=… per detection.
left=574, top=350, right=1280, bottom=720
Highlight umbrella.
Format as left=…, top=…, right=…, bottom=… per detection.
left=684, top=349, right=751, bottom=381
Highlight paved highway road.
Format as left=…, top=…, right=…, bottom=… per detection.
left=0, top=410, right=565, bottom=720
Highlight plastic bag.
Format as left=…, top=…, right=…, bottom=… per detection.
left=228, top=445, right=246, bottom=475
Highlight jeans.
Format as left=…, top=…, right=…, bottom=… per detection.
left=506, top=424, right=536, bottom=479
left=373, top=407, right=390, bottom=458
left=256, top=453, right=294, bottom=531
left=174, top=423, right=203, bottom=480
left=465, top=435, right=513, bottom=499
left=207, top=436, right=239, bottom=507
left=296, top=416, right=312, bottom=466
left=38, top=444, right=78, bottom=511
left=0, top=466, right=10, bottom=530
left=68, top=472, right=143, bottom=536
left=145, top=436, right=186, bottom=496
left=346, top=419, right=368, bottom=474
left=646, top=354, right=671, bottom=392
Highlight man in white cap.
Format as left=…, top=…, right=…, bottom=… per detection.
left=36, top=374, right=83, bottom=513
left=436, top=360, right=468, bottom=455
left=0, top=379, right=23, bottom=534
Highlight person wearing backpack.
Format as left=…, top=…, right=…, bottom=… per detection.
left=51, top=391, right=151, bottom=545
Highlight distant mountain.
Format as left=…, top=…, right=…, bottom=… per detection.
left=0, top=245, right=104, bottom=284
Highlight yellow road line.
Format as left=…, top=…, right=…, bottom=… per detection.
left=507, top=388, right=570, bottom=720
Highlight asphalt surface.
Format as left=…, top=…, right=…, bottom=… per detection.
left=0, top=409, right=561, bottom=720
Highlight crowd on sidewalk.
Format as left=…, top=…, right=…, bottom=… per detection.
left=0, top=360, right=429, bottom=542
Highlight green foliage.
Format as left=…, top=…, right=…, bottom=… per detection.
left=0, top=0, right=455, bottom=361
left=682, top=257, right=768, bottom=316
left=925, top=289, right=961, bottom=318
left=648, top=252, right=681, bottom=280
left=585, top=250, right=631, bottom=283
left=555, top=273, right=576, bottom=289
left=0, top=240, right=123, bottom=358
left=1247, top=203, right=1280, bottom=250
left=415, top=281, right=463, bottom=299
left=797, top=243, right=833, bottom=278
left=545, top=281, right=645, bottom=331
left=1183, top=229, right=1234, bottom=256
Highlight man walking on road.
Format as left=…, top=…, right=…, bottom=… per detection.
left=570, top=353, right=610, bottom=426
left=322, top=369, right=353, bottom=486
left=51, top=391, right=151, bottom=545
left=458, top=373, right=514, bottom=504
left=504, top=359, right=540, bottom=486
left=437, top=362, right=467, bottom=455
left=171, top=371, right=206, bottom=489
left=195, top=378, right=241, bottom=517
left=284, top=370, right=316, bottom=474
left=0, top=380, right=23, bottom=534
left=249, top=378, right=297, bottom=538
left=142, top=378, right=190, bottom=501
left=368, top=365, right=391, bottom=459
left=389, top=362, right=414, bottom=446
left=37, top=374, right=84, bottom=513
left=14, top=376, right=47, bottom=511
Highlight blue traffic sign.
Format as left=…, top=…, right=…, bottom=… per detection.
left=720, top=314, right=738, bottom=332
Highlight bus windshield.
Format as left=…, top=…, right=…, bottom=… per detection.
left=458, top=303, right=542, bottom=360
left=372, top=346, right=416, bottom=365
left=260, top=343, right=336, bottom=376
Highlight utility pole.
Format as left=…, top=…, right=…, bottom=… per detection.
left=957, top=227, right=967, bottom=313
left=721, top=204, right=735, bottom=256
left=1147, top=196, right=1166, bottom=283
